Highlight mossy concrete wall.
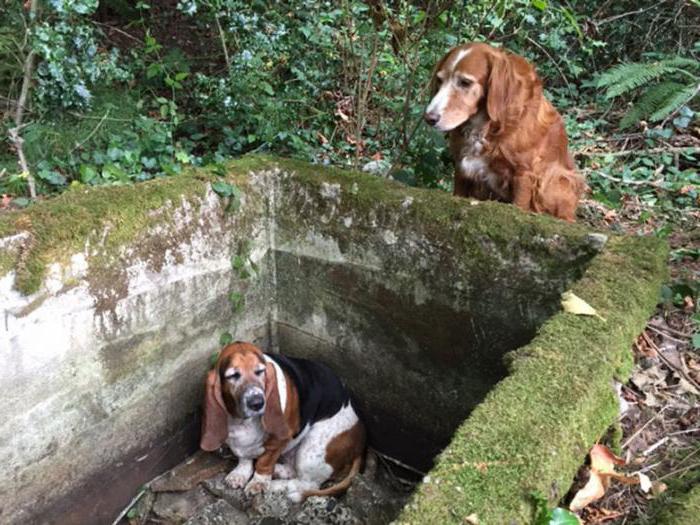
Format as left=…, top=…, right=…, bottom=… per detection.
left=0, top=157, right=667, bottom=524
left=0, top=171, right=275, bottom=524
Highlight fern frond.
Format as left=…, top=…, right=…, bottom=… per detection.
left=649, top=82, right=699, bottom=121
left=597, top=58, right=699, bottom=100
left=619, top=82, right=686, bottom=129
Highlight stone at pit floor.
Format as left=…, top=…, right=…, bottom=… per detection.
left=152, top=486, right=218, bottom=523
left=292, top=496, right=359, bottom=525
left=249, top=489, right=300, bottom=520
left=201, top=473, right=254, bottom=511
left=151, top=451, right=235, bottom=493
left=184, top=499, right=250, bottom=525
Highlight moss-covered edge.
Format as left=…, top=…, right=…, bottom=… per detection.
left=0, top=160, right=272, bottom=295
left=396, top=234, right=667, bottom=523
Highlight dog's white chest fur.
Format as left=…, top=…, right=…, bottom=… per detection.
left=227, top=416, right=266, bottom=459
left=454, top=112, right=505, bottom=197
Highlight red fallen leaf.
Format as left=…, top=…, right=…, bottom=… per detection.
left=317, top=132, right=328, bottom=144
left=1, top=194, right=11, bottom=209
left=569, top=445, right=639, bottom=512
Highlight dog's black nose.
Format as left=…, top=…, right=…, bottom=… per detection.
left=424, top=111, right=439, bottom=126
left=247, top=394, right=265, bottom=411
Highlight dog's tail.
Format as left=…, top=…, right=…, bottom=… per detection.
left=302, top=453, right=363, bottom=499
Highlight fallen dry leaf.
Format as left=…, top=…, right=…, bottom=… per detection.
left=561, top=291, right=607, bottom=322
left=638, top=472, right=652, bottom=493
left=570, top=445, right=638, bottom=512
left=464, top=513, right=479, bottom=524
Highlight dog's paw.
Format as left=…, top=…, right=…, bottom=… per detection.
left=225, top=470, right=251, bottom=489
left=273, top=463, right=295, bottom=480
left=244, top=473, right=271, bottom=495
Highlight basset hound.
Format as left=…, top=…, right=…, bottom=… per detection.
left=424, top=42, right=586, bottom=221
left=200, top=342, right=366, bottom=502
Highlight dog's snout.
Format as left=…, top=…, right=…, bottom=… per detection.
left=424, top=111, right=439, bottom=126
left=246, top=393, right=265, bottom=412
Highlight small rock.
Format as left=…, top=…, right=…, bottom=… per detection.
left=201, top=473, right=252, bottom=511
left=249, top=490, right=298, bottom=519
left=151, top=451, right=234, bottom=492
left=294, top=496, right=359, bottom=525
left=184, top=500, right=250, bottom=525
left=586, top=233, right=608, bottom=251
left=152, top=486, right=217, bottom=523
left=362, top=159, right=391, bottom=176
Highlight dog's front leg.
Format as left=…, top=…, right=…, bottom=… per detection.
left=245, top=438, right=288, bottom=495
left=225, top=458, right=254, bottom=489
left=511, top=172, right=535, bottom=212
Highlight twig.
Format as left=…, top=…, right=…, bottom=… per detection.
left=646, top=324, right=689, bottom=344
left=585, top=170, right=664, bottom=188
left=370, top=448, right=427, bottom=477
left=524, top=35, right=572, bottom=93
left=658, top=462, right=700, bottom=481
left=69, top=109, right=111, bottom=154
left=93, top=21, right=143, bottom=44
left=111, top=488, right=146, bottom=525
left=574, top=146, right=700, bottom=157
left=648, top=320, right=691, bottom=339
left=642, top=436, right=669, bottom=456
left=643, top=332, right=700, bottom=394
left=622, top=406, right=667, bottom=450
left=214, top=14, right=231, bottom=69
left=8, top=0, right=39, bottom=197
left=594, top=2, right=667, bottom=27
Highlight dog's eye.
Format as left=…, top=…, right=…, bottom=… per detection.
left=458, top=78, right=473, bottom=88
left=255, top=369, right=264, bottom=376
left=226, top=371, right=241, bottom=381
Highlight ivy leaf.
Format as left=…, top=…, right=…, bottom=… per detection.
left=219, top=331, right=233, bottom=346
left=549, top=508, right=580, bottom=525
left=229, top=291, right=244, bottom=313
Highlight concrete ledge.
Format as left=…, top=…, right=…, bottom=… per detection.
left=398, top=236, right=667, bottom=522
left=0, top=156, right=668, bottom=524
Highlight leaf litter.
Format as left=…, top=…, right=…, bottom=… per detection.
left=562, top=197, right=699, bottom=524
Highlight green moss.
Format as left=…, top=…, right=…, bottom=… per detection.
left=654, top=485, right=700, bottom=525
left=396, top=235, right=668, bottom=524
left=0, top=158, right=275, bottom=295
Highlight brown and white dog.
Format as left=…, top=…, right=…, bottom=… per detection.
left=201, top=342, right=365, bottom=502
left=424, top=42, right=585, bottom=221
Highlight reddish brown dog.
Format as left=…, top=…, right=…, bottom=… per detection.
left=424, top=42, right=585, bottom=221
left=201, top=342, right=365, bottom=502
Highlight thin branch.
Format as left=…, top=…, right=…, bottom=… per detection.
left=594, top=2, right=667, bottom=27
left=574, top=146, right=700, bottom=158
left=214, top=14, right=231, bottom=70
left=8, top=0, right=38, bottom=197
left=69, top=109, right=110, bottom=154
left=583, top=169, right=665, bottom=188
left=524, top=35, right=572, bottom=93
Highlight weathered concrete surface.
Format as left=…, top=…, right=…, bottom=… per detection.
left=272, top=165, right=600, bottom=469
left=0, top=174, right=275, bottom=524
left=0, top=157, right=667, bottom=524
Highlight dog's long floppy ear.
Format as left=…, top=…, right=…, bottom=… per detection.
left=200, top=369, right=229, bottom=451
left=486, top=51, right=519, bottom=136
left=262, top=362, right=292, bottom=440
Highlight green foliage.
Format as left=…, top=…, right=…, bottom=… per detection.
left=33, top=1, right=130, bottom=110
left=532, top=492, right=579, bottom=525
left=597, top=55, right=699, bottom=129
